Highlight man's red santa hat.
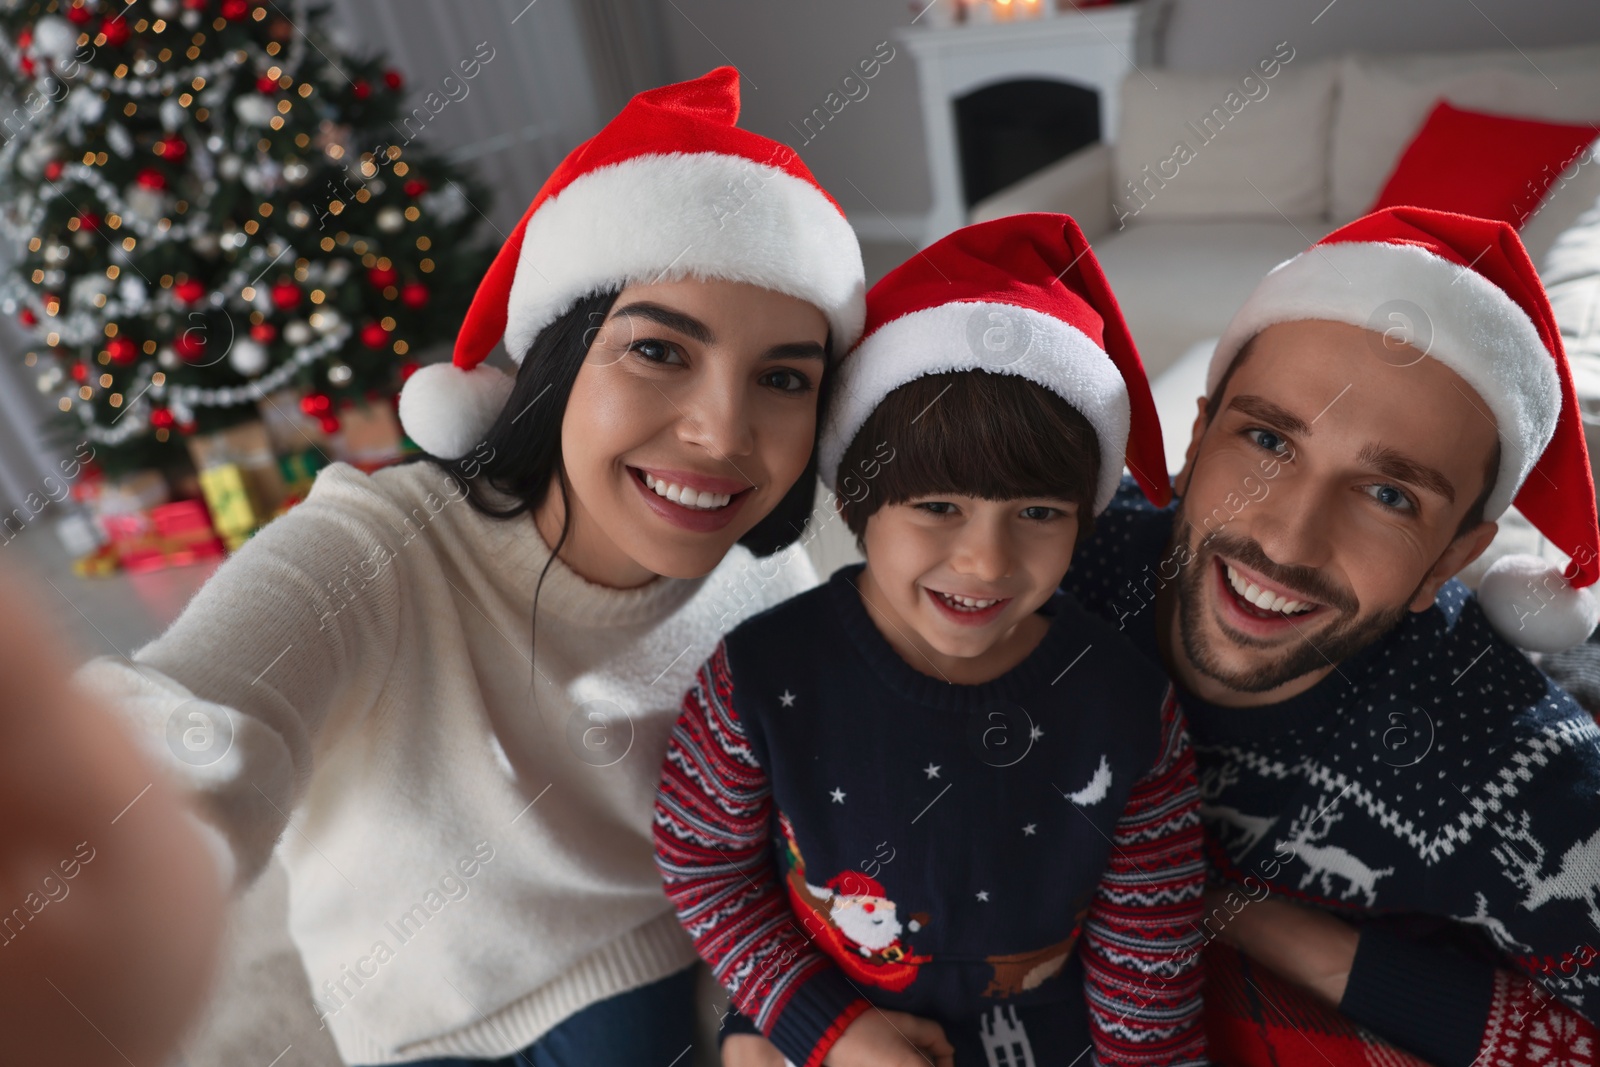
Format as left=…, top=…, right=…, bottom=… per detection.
left=1207, top=205, right=1600, bottom=652
left=397, top=66, right=866, bottom=461
left=818, top=213, right=1170, bottom=515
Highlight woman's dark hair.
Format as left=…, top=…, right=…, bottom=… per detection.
left=837, top=369, right=1101, bottom=549
left=396, top=284, right=831, bottom=567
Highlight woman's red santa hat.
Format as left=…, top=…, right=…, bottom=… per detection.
left=398, top=66, right=866, bottom=461
left=818, top=212, right=1170, bottom=515
left=1207, top=205, right=1600, bottom=652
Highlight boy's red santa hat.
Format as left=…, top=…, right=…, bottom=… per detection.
left=1208, top=205, right=1600, bottom=652
left=398, top=66, right=866, bottom=461
left=819, top=213, right=1170, bottom=514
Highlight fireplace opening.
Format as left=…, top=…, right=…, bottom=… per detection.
left=954, top=78, right=1101, bottom=207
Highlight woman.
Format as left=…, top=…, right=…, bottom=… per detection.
left=74, top=67, right=865, bottom=1067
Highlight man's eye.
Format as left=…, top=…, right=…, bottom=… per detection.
left=1020, top=506, right=1058, bottom=521
left=631, top=339, right=683, bottom=364
left=915, top=501, right=956, bottom=515
left=1366, top=484, right=1415, bottom=512
left=1247, top=428, right=1286, bottom=453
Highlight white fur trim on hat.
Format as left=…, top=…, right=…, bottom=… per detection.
left=1208, top=241, right=1560, bottom=519
left=504, top=152, right=866, bottom=361
left=396, top=361, right=514, bottom=460
left=1478, top=553, right=1600, bottom=652
left=819, top=301, right=1131, bottom=513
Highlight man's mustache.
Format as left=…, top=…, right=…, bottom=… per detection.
left=1192, top=527, right=1360, bottom=615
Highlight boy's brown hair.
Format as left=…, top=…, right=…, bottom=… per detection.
left=837, top=370, right=1102, bottom=549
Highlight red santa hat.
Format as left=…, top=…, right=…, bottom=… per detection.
left=1208, top=205, right=1600, bottom=652
left=397, top=67, right=866, bottom=461
left=818, top=213, right=1170, bottom=514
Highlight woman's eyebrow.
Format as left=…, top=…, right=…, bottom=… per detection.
left=763, top=341, right=827, bottom=361
left=609, top=302, right=714, bottom=344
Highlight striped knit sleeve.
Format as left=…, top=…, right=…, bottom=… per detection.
left=652, top=641, right=872, bottom=1067
left=1082, top=686, right=1209, bottom=1066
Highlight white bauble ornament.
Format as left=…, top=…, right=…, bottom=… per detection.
left=180, top=9, right=200, bottom=28
left=192, top=232, right=221, bottom=257
left=72, top=230, right=94, bottom=249
left=42, top=268, right=64, bottom=287
left=126, top=186, right=166, bottom=221
left=327, top=362, right=352, bottom=385
left=65, top=85, right=104, bottom=124
left=376, top=206, right=404, bottom=233
left=32, top=16, right=78, bottom=63
left=119, top=275, right=148, bottom=310
left=229, top=338, right=269, bottom=376
left=287, top=204, right=311, bottom=228
left=106, top=122, right=134, bottom=157
left=282, top=161, right=309, bottom=184
left=218, top=154, right=243, bottom=179
left=283, top=320, right=313, bottom=345
left=161, top=97, right=186, bottom=131
left=233, top=95, right=277, bottom=127
left=152, top=0, right=179, bottom=15
left=206, top=134, right=225, bottom=152
left=322, top=259, right=351, bottom=285
left=43, top=242, right=69, bottom=264
left=157, top=347, right=180, bottom=369
left=420, top=184, right=467, bottom=224
left=313, top=308, right=342, bottom=333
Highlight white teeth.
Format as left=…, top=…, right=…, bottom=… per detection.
left=642, top=472, right=731, bottom=510
left=937, top=591, right=1001, bottom=611
left=1225, top=564, right=1310, bottom=616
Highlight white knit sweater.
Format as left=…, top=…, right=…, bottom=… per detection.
left=74, top=459, right=818, bottom=1064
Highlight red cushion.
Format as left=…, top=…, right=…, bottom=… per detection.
left=1368, top=100, right=1598, bottom=226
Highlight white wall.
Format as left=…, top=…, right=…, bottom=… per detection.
left=658, top=0, right=1600, bottom=235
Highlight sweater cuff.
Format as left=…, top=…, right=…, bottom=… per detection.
left=1338, top=925, right=1496, bottom=1067
left=763, top=963, right=873, bottom=1067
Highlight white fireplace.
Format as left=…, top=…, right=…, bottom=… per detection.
left=897, top=1, right=1167, bottom=245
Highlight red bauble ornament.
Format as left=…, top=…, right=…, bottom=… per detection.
left=221, top=0, right=250, bottom=18
left=270, top=280, right=301, bottom=309
left=100, top=16, right=129, bottom=46
left=402, top=178, right=429, bottom=197
left=173, top=278, right=205, bottom=304
left=256, top=74, right=278, bottom=94
left=43, top=160, right=62, bottom=181
left=400, top=282, right=429, bottom=309
left=135, top=168, right=167, bottom=190
left=359, top=322, right=391, bottom=349
left=318, top=414, right=341, bottom=435
left=77, top=210, right=101, bottom=231
left=398, top=361, right=420, bottom=381
left=65, top=4, right=93, bottom=25
left=383, top=69, right=403, bottom=90
left=156, top=134, right=187, bottom=162
left=183, top=0, right=209, bottom=10
left=106, top=336, right=137, bottom=365
left=150, top=407, right=176, bottom=429
left=367, top=265, right=398, bottom=289
left=19, top=307, right=36, bottom=326
left=71, top=361, right=89, bottom=382
left=173, top=332, right=207, bottom=360
left=351, top=79, right=371, bottom=100
left=299, top=392, right=332, bottom=416
left=249, top=322, right=278, bottom=342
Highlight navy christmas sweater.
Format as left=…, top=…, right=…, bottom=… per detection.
left=653, top=563, right=1209, bottom=1067
left=1063, top=476, right=1600, bottom=1067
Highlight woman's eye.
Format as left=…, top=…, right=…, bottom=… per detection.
left=631, top=339, right=684, bottom=365
left=1246, top=428, right=1286, bottom=453
left=1366, top=484, right=1415, bottom=512
left=761, top=368, right=812, bottom=393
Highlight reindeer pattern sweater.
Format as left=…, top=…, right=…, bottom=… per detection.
left=1063, top=477, right=1600, bottom=1067
left=654, top=563, right=1210, bottom=1067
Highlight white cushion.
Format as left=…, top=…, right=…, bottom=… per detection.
left=1149, top=338, right=1216, bottom=474
left=1094, top=218, right=1333, bottom=380
left=1519, top=140, right=1600, bottom=267
left=1112, top=59, right=1337, bottom=222
left=1329, top=45, right=1600, bottom=223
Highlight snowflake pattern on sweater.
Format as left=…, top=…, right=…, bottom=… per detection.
left=1063, top=476, right=1600, bottom=1066
left=654, top=564, right=1209, bottom=1067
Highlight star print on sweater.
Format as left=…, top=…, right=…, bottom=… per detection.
left=653, top=564, right=1209, bottom=1067
left=1062, top=476, right=1600, bottom=1067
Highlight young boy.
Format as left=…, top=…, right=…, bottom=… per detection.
left=654, top=214, right=1208, bottom=1067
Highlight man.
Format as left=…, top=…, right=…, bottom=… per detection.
left=1063, top=207, right=1600, bottom=1066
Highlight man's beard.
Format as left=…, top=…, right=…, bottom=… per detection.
left=1171, top=508, right=1410, bottom=694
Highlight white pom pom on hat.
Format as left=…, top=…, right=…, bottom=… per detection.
left=1206, top=206, right=1600, bottom=652
left=396, top=66, right=866, bottom=462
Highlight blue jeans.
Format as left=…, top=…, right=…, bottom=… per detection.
left=373, top=964, right=700, bottom=1067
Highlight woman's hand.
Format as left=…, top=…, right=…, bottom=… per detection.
left=722, top=1032, right=790, bottom=1067
left=824, top=1008, right=955, bottom=1067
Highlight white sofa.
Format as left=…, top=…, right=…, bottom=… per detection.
left=964, top=42, right=1600, bottom=583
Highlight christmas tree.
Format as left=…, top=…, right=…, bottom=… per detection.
left=0, top=0, right=495, bottom=478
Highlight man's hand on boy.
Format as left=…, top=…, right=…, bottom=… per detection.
left=1203, top=885, right=1358, bottom=1007
left=825, top=1008, right=956, bottom=1067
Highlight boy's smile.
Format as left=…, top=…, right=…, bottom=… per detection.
left=854, top=493, right=1080, bottom=685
